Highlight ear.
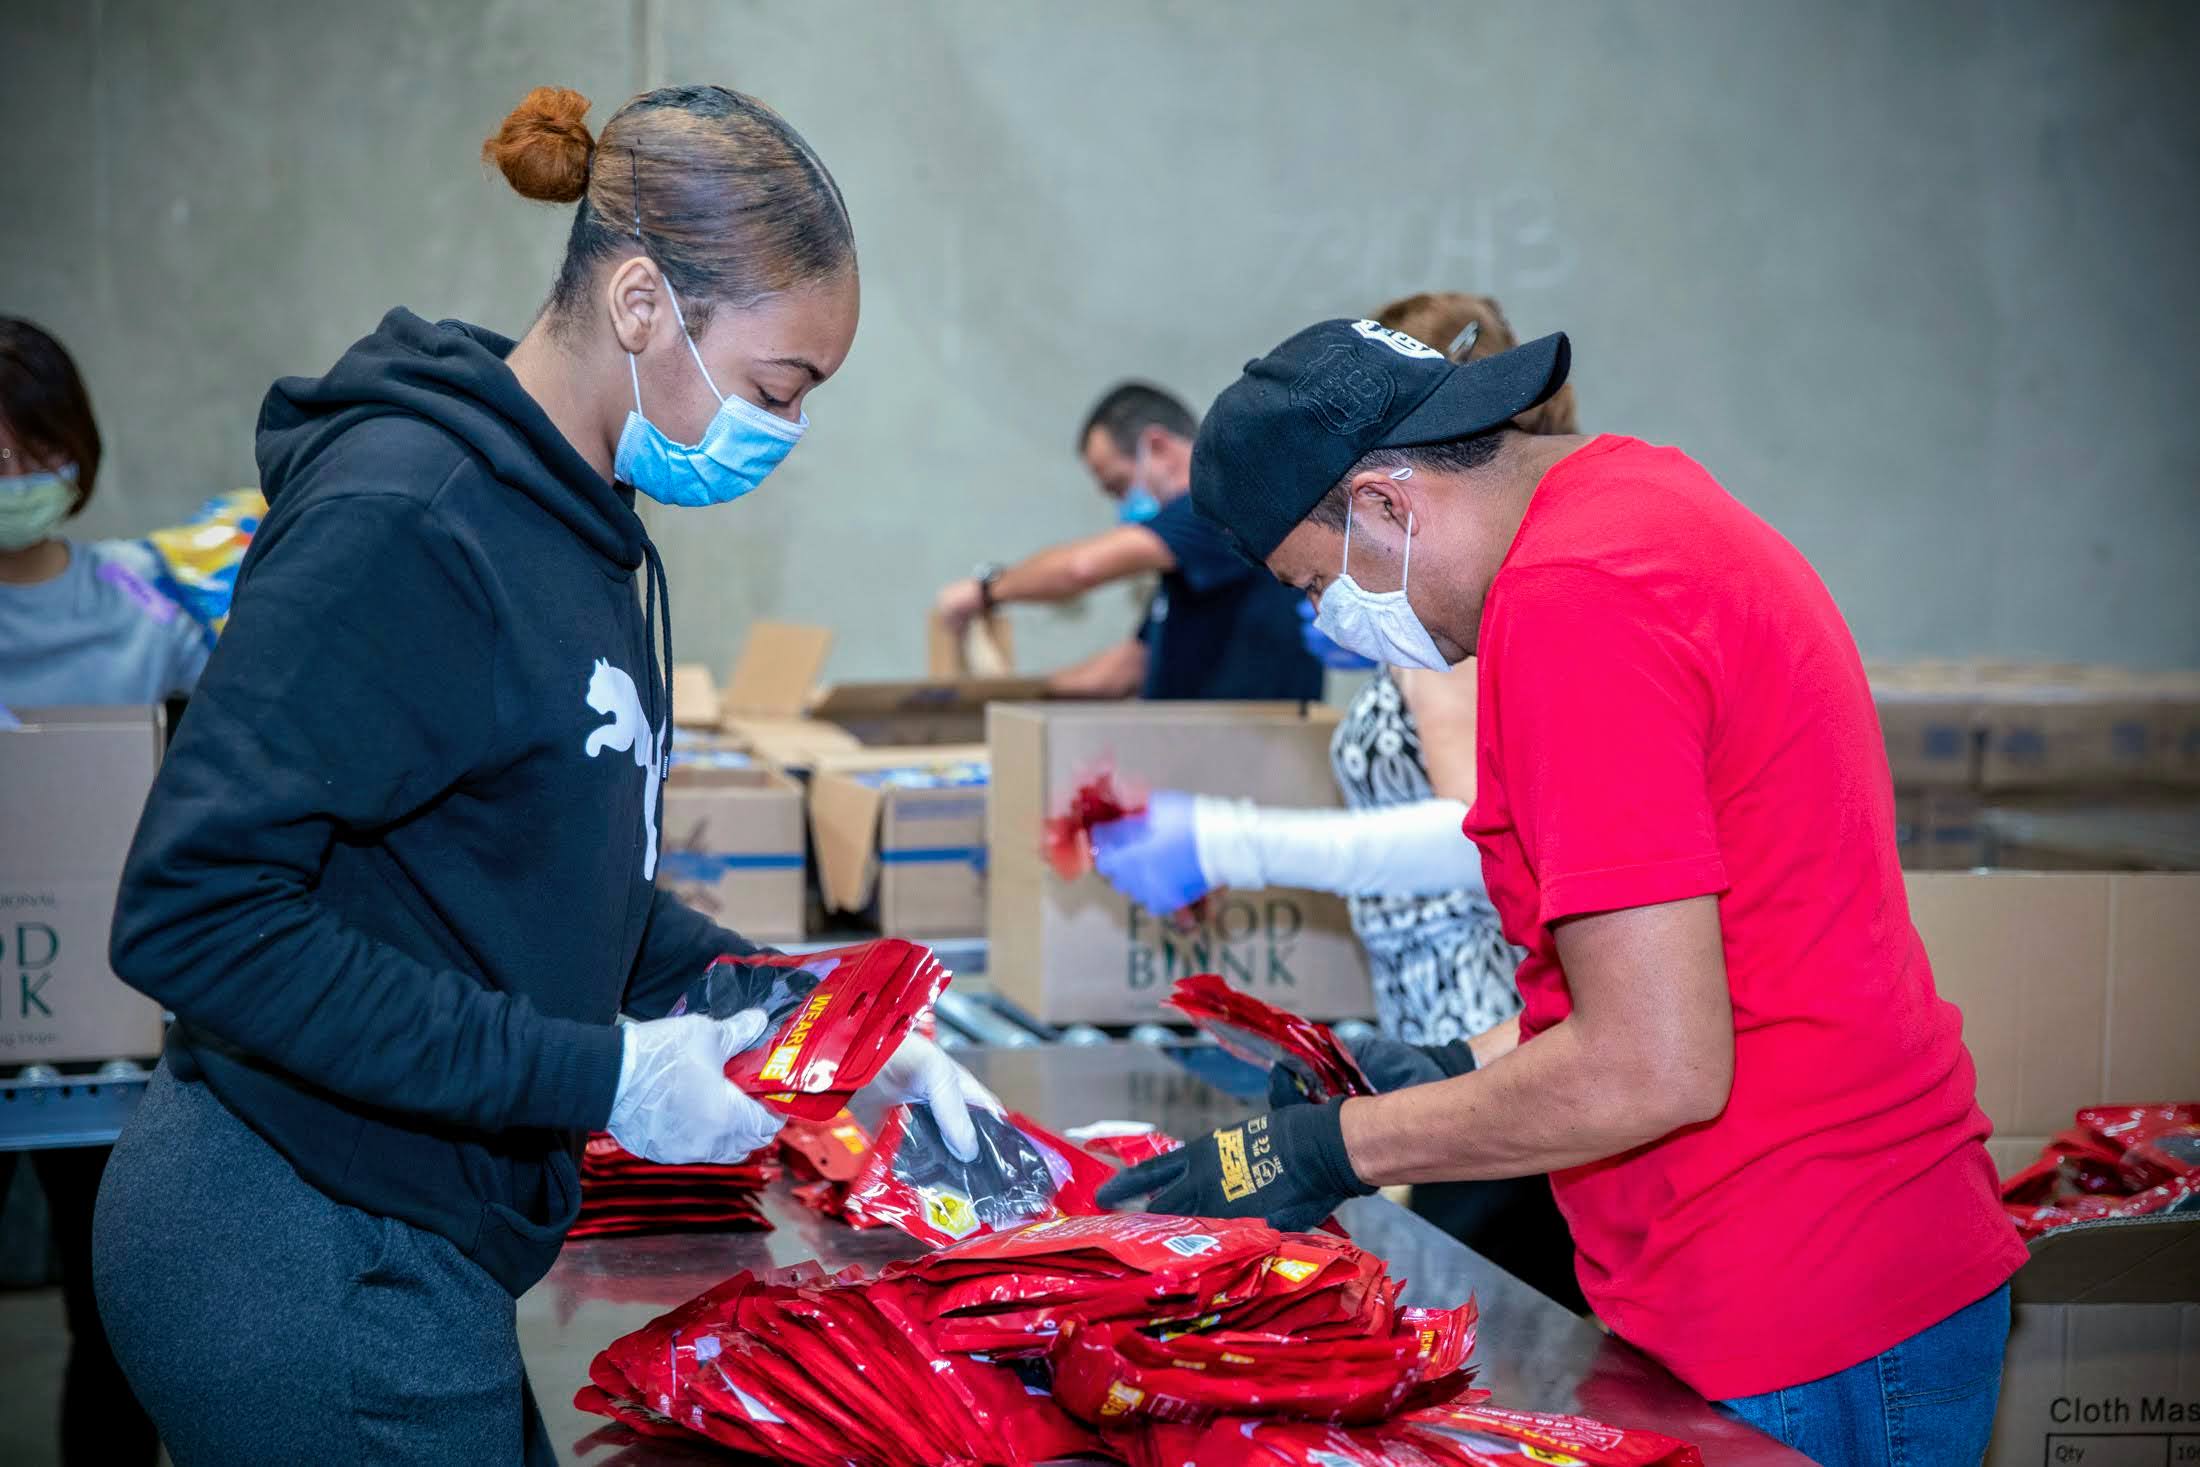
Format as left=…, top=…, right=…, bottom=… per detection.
left=1347, top=467, right=1419, bottom=532
left=1135, top=425, right=1173, bottom=462
left=605, top=254, right=664, bottom=356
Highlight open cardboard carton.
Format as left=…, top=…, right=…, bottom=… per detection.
left=1987, top=1214, right=2199, bottom=1467
left=1, top=707, right=169, bottom=1063
left=809, top=745, right=990, bottom=938
left=718, top=621, right=1048, bottom=766
left=1907, top=868, right=2200, bottom=1461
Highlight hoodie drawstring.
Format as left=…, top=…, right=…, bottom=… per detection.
left=640, top=538, right=674, bottom=768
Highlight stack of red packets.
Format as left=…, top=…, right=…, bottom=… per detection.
left=2001, top=1101, right=2200, bottom=1238
left=1168, top=973, right=1374, bottom=1101
left=572, top=1133, right=772, bottom=1241
left=578, top=1214, right=1496, bottom=1465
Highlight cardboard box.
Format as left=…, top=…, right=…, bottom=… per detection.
left=1892, top=787, right=1925, bottom=868
left=1987, top=1215, right=2200, bottom=1467
left=1907, top=872, right=2200, bottom=1143
left=719, top=622, right=1049, bottom=765
left=810, top=747, right=990, bottom=938
left=1919, top=787, right=1986, bottom=870
left=0, top=707, right=168, bottom=1064
left=1976, top=680, right=2166, bottom=792
left=1874, top=679, right=1982, bottom=788
left=656, top=756, right=808, bottom=942
left=987, top=701, right=1373, bottom=1026
left=928, top=610, right=1016, bottom=679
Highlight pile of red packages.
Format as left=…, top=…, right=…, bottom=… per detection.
left=578, top=1213, right=1496, bottom=1466
left=846, top=1106, right=1115, bottom=1246
left=571, top=1132, right=772, bottom=1241
left=2002, top=1101, right=2200, bottom=1238
left=1169, top=973, right=1374, bottom=1101
left=675, top=940, right=948, bottom=1119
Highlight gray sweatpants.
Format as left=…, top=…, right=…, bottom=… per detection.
left=92, top=1063, right=556, bottom=1466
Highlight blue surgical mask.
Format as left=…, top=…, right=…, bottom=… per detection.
left=1311, top=469, right=1450, bottom=672
left=0, top=465, right=78, bottom=551
left=1117, top=487, right=1161, bottom=524
left=1116, top=440, right=1165, bottom=523
left=613, top=280, right=805, bottom=507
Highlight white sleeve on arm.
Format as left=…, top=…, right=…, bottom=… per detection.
left=1189, top=796, right=1486, bottom=899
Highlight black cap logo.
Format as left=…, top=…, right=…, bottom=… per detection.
left=1289, top=343, right=1393, bottom=436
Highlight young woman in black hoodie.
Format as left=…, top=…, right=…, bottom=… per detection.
left=91, top=84, right=990, bottom=1465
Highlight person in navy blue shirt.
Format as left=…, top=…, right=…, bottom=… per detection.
left=935, top=382, right=1322, bottom=701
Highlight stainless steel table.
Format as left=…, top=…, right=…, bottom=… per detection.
left=520, top=1045, right=1811, bottom=1466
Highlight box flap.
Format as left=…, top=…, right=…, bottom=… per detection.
left=809, top=767, right=888, bottom=914
left=722, top=622, right=833, bottom=717
left=928, top=610, right=1016, bottom=678
left=2012, top=1214, right=2200, bottom=1305
left=671, top=663, right=722, bottom=728
left=721, top=715, right=862, bottom=769
left=808, top=676, right=1051, bottom=718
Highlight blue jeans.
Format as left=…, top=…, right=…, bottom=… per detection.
left=1716, top=1285, right=2010, bottom=1467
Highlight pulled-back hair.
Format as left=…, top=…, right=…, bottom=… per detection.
left=482, top=83, right=854, bottom=331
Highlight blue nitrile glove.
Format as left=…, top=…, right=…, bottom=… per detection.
left=1089, top=790, right=1213, bottom=915
left=1267, top=1031, right=1476, bottom=1108
left=1298, top=599, right=1376, bottom=670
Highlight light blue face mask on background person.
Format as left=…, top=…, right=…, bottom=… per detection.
left=1312, top=468, right=1450, bottom=671
left=1116, top=440, right=1162, bottom=524
left=613, top=280, right=806, bottom=507
left=0, top=465, right=78, bottom=551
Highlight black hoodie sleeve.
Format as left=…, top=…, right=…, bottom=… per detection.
left=110, top=490, right=624, bottom=1133
left=620, top=887, right=776, bottom=1021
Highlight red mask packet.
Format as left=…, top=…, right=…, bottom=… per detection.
left=1167, top=973, right=1375, bottom=1099
left=707, top=941, right=949, bottom=1119
left=845, top=1105, right=1115, bottom=1248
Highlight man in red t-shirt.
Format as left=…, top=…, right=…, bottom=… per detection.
left=1099, top=318, right=2027, bottom=1465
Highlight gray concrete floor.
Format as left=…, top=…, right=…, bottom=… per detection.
left=0, top=1288, right=67, bottom=1467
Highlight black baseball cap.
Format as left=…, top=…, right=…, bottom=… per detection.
left=1190, top=318, right=1571, bottom=561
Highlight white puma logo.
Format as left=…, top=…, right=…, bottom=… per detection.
left=583, top=658, right=664, bottom=880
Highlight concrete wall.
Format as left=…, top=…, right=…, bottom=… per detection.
left=4, top=0, right=2196, bottom=678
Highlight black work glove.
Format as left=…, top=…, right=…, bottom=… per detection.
left=1267, top=1033, right=1476, bottom=1108
left=1094, top=1103, right=1374, bottom=1233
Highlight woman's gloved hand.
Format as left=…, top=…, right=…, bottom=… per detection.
left=1298, top=598, right=1377, bottom=670
left=1268, top=1032, right=1477, bottom=1107
left=865, top=1034, right=1001, bottom=1163
left=608, top=1009, right=786, bottom=1164
left=1089, top=791, right=1214, bottom=915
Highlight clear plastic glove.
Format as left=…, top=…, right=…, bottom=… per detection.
left=1298, top=599, right=1377, bottom=670
left=607, top=1009, right=786, bottom=1164
left=1089, top=790, right=1213, bottom=915
left=866, top=1034, right=1001, bottom=1163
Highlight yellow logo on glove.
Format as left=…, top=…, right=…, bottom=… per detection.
left=1215, top=1124, right=1256, bottom=1202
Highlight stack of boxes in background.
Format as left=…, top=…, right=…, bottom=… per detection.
left=1875, top=660, right=2200, bottom=871
left=659, top=616, right=1040, bottom=942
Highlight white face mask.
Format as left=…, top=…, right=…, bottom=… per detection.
left=1311, top=473, right=1450, bottom=672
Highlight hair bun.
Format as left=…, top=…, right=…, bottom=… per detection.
left=482, top=86, right=594, bottom=203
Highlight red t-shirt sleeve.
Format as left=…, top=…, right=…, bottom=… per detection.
left=1483, top=565, right=1730, bottom=925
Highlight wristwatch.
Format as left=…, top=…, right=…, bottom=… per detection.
left=974, top=562, right=1006, bottom=612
